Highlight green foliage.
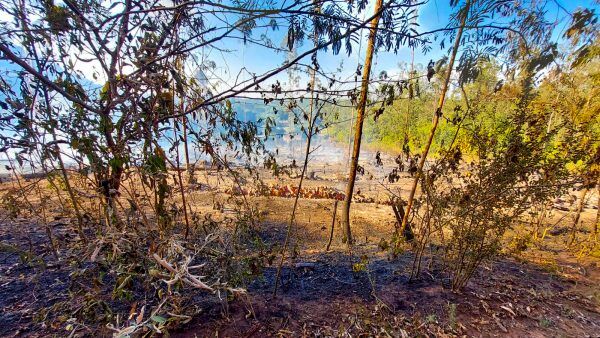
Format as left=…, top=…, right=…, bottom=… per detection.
left=325, top=60, right=508, bottom=157
left=143, top=153, right=167, bottom=176
left=43, top=1, right=71, bottom=34
left=405, top=36, right=599, bottom=290
left=352, top=255, right=369, bottom=273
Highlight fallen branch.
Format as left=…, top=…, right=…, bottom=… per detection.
left=152, top=253, right=214, bottom=292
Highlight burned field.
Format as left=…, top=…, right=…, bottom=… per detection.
left=1, top=166, right=598, bottom=337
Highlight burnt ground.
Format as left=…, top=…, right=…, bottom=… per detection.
left=175, top=262, right=600, bottom=337
left=1, top=216, right=599, bottom=337
left=1, top=169, right=599, bottom=337
left=170, top=223, right=600, bottom=337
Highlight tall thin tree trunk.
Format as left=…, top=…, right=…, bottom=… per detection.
left=174, top=118, right=191, bottom=239
left=326, top=200, right=338, bottom=251
left=172, top=76, right=191, bottom=239
left=273, top=127, right=313, bottom=296
left=182, top=115, right=195, bottom=184
left=54, top=143, right=87, bottom=242
left=595, top=182, right=599, bottom=235
left=340, top=0, right=384, bottom=246
left=403, top=18, right=416, bottom=160
left=177, top=56, right=195, bottom=185
left=398, top=0, right=471, bottom=243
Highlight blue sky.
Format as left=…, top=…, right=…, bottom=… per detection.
left=203, top=0, right=599, bottom=91
left=0, top=0, right=598, bottom=96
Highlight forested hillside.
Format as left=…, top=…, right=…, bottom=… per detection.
left=326, top=58, right=599, bottom=162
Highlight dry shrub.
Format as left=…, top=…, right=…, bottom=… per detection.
left=412, top=123, right=572, bottom=290
left=0, top=166, right=269, bottom=336
left=57, top=204, right=268, bottom=336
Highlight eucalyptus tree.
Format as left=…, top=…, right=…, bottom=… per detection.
left=392, top=0, right=573, bottom=244
left=340, top=0, right=385, bottom=246
left=339, top=0, right=559, bottom=245
left=562, top=9, right=599, bottom=238
left=397, top=1, right=600, bottom=287
left=0, top=0, right=424, bottom=174
left=0, top=0, right=403, bottom=234
left=331, top=0, right=438, bottom=245
left=397, top=0, right=471, bottom=241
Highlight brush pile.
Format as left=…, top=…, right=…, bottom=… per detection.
left=225, top=184, right=376, bottom=203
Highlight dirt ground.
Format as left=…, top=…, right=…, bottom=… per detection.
left=0, top=163, right=599, bottom=337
